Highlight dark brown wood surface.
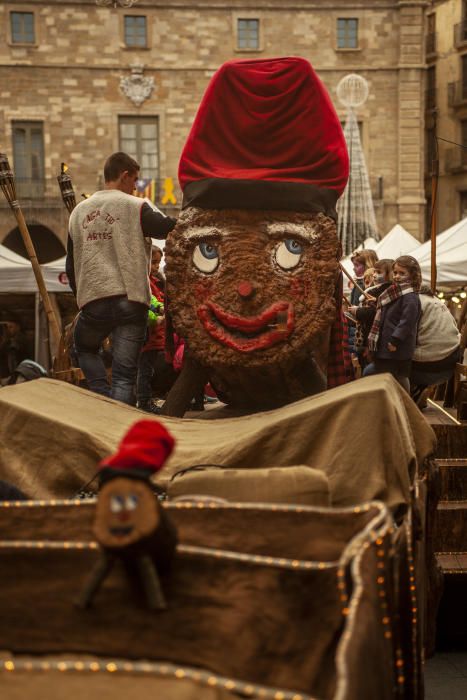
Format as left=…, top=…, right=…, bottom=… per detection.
left=438, top=459, right=467, bottom=501
left=435, top=502, right=467, bottom=553
left=431, top=425, right=467, bottom=458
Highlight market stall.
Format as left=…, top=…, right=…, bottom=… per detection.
left=0, top=244, right=75, bottom=370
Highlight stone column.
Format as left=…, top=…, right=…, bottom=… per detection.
left=397, top=0, right=428, bottom=240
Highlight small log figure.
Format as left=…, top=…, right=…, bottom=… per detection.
left=163, top=57, right=350, bottom=416
left=77, top=420, right=177, bottom=611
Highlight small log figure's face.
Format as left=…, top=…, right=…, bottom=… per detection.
left=165, top=208, right=340, bottom=368
left=94, top=477, right=160, bottom=549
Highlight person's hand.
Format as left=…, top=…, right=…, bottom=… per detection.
left=387, top=342, right=397, bottom=352
left=365, top=294, right=376, bottom=302
left=348, top=306, right=358, bottom=316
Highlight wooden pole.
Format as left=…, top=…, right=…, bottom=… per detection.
left=12, top=206, right=61, bottom=347
left=0, top=154, right=61, bottom=347
left=430, top=167, right=438, bottom=292
left=430, top=117, right=438, bottom=292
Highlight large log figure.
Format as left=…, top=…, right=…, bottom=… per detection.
left=165, top=209, right=340, bottom=409
left=163, top=57, right=349, bottom=416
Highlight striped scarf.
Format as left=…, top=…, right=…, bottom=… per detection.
left=367, top=283, right=415, bottom=352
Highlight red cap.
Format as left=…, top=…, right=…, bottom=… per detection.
left=179, top=57, right=349, bottom=216
left=100, top=420, right=175, bottom=476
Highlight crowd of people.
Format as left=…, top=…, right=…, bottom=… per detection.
left=1, top=150, right=463, bottom=413
left=344, top=249, right=461, bottom=405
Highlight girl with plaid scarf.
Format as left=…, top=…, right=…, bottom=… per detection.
left=367, top=256, right=422, bottom=392
left=349, top=259, right=393, bottom=360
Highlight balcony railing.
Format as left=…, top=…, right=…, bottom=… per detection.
left=14, top=178, right=46, bottom=199
left=454, top=21, right=467, bottom=48
left=425, top=87, right=437, bottom=111
left=445, top=147, right=467, bottom=173
left=448, top=81, right=467, bottom=108
left=425, top=31, right=437, bottom=57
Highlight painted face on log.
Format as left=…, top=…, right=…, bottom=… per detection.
left=94, top=477, right=160, bottom=549
left=165, top=208, right=340, bottom=369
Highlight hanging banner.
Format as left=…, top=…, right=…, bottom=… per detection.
left=134, top=178, right=156, bottom=203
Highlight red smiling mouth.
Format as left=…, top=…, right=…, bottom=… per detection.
left=197, top=301, right=294, bottom=352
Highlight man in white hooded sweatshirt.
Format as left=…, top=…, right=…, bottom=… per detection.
left=410, top=286, right=460, bottom=402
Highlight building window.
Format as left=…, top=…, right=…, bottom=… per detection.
left=460, top=120, right=467, bottom=168
left=461, top=119, right=467, bottom=147
left=10, top=11, right=35, bottom=44
left=463, top=55, right=467, bottom=100
left=340, top=120, right=363, bottom=140
left=119, top=117, right=159, bottom=181
left=460, top=191, right=467, bottom=220
left=426, top=13, right=436, bottom=55
left=426, top=66, right=436, bottom=110
left=124, top=15, right=147, bottom=48
left=237, top=19, right=260, bottom=50
left=337, top=18, right=358, bottom=49
left=12, top=121, right=45, bottom=198
left=425, top=127, right=436, bottom=174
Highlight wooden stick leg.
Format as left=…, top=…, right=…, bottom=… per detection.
left=136, top=556, right=167, bottom=610
left=75, top=552, right=114, bottom=609
left=161, top=354, right=208, bottom=417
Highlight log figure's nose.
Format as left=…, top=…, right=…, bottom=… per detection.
left=237, top=280, right=256, bottom=300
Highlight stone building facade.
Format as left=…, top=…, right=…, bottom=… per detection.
left=425, top=0, right=467, bottom=234
left=0, top=0, right=428, bottom=262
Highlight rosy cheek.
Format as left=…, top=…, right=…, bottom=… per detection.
left=194, top=279, right=214, bottom=303
left=288, top=276, right=305, bottom=300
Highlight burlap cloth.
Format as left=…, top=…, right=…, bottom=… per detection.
left=0, top=374, right=435, bottom=510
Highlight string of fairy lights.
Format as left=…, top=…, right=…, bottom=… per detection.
left=436, top=290, right=467, bottom=309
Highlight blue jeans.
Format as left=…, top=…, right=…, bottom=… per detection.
left=74, top=296, right=147, bottom=405
left=137, top=349, right=177, bottom=404
left=363, top=362, right=376, bottom=377
left=137, top=349, right=158, bottom=405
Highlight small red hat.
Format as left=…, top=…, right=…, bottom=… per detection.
left=99, top=420, right=175, bottom=480
left=179, top=57, right=349, bottom=218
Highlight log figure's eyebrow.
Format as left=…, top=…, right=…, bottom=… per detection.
left=266, top=222, right=320, bottom=240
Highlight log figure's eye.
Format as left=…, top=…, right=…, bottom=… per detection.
left=275, top=239, right=303, bottom=270
left=193, top=242, right=219, bottom=273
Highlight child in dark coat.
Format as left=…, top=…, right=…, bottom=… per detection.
left=346, top=250, right=379, bottom=374
left=349, top=258, right=394, bottom=361
left=367, top=255, right=422, bottom=392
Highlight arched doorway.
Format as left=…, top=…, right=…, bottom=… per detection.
left=2, top=225, right=65, bottom=264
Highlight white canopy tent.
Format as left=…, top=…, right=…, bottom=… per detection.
left=0, top=244, right=71, bottom=293
left=0, top=244, right=72, bottom=368
left=413, top=217, right=467, bottom=287
left=361, top=236, right=378, bottom=250
left=374, top=224, right=420, bottom=260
